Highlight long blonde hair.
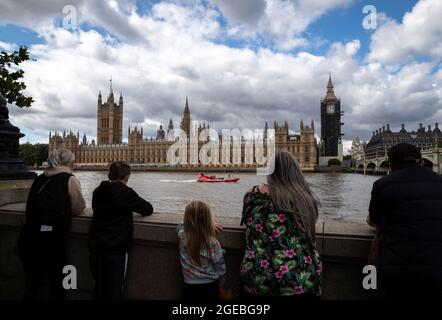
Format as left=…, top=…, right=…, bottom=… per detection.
left=183, top=200, right=216, bottom=266
left=267, top=150, right=319, bottom=239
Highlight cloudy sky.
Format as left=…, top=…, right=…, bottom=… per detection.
left=0, top=0, right=441, bottom=153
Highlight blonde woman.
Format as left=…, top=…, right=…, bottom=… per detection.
left=240, top=150, right=322, bottom=300
left=18, top=148, right=86, bottom=300
left=176, top=200, right=226, bottom=301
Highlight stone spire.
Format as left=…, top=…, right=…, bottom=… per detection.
left=98, top=90, right=102, bottom=105
left=400, top=123, right=407, bottom=133
left=108, top=76, right=114, bottom=102
left=184, top=96, right=189, bottom=114
left=264, top=121, right=268, bottom=136
left=180, top=96, right=191, bottom=136
left=119, top=91, right=123, bottom=106
left=324, top=73, right=337, bottom=101
left=168, top=117, right=174, bottom=133
left=327, top=72, right=333, bottom=89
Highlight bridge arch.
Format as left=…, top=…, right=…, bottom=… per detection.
left=378, top=160, right=389, bottom=174
left=366, top=162, right=376, bottom=173
left=357, top=163, right=365, bottom=173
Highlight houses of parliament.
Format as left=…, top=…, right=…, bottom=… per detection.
left=49, top=81, right=318, bottom=170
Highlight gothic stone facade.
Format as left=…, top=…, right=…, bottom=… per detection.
left=364, top=123, right=442, bottom=160
left=49, top=87, right=317, bottom=170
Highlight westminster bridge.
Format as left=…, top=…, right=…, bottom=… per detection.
left=356, top=147, right=442, bottom=175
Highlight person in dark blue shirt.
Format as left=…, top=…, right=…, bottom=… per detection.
left=367, top=143, right=442, bottom=298
left=88, top=161, right=153, bottom=299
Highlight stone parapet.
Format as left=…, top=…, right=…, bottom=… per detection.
left=0, top=203, right=384, bottom=300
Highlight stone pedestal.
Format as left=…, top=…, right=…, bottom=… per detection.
left=0, top=94, right=36, bottom=181
left=0, top=180, right=33, bottom=206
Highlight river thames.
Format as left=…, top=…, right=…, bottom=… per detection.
left=35, top=171, right=379, bottom=223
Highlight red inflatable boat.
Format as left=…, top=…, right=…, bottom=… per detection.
left=197, top=173, right=240, bottom=183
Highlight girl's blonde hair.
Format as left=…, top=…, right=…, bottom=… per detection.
left=183, top=200, right=216, bottom=266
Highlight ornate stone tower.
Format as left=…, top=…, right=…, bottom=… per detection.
left=63, top=131, right=80, bottom=152
left=320, top=74, right=343, bottom=157
left=97, top=79, right=123, bottom=145
left=274, top=121, right=289, bottom=147
left=299, top=120, right=316, bottom=169
left=180, top=96, right=191, bottom=137
left=128, top=125, right=143, bottom=145
left=156, top=125, right=165, bottom=140
left=168, top=118, right=174, bottom=133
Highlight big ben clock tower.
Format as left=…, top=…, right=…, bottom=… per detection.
left=320, top=74, right=344, bottom=162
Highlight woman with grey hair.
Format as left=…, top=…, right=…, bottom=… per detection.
left=18, top=148, right=86, bottom=300
left=240, top=150, right=322, bottom=300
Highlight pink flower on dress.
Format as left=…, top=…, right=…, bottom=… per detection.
left=316, top=264, right=322, bottom=275
left=278, top=214, right=286, bottom=223
left=285, top=249, right=295, bottom=258
left=246, top=250, right=255, bottom=259
left=275, top=271, right=284, bottom=279
left=293, top=286, right=304, bottom=294
left=279, top=265, right=289, bottom=274
left=304, top=256, right=313, bottom=264
left=240, top=265, right=248, bottom=275
left=272, top=229, right=281, bottom=238
left=255, top=223, right=263, bottom=232
left=260, top=259, right=269, bottom=269
left=247, top=218, right=253, bottom=225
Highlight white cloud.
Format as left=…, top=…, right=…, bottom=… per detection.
left=212, top=0, right=353, bottom=51
left=1, top=0, right=441, bottom=147
left=212, top=0, right=266, bottom=27
left=368, top=0, right=442, bottom=64
left=0, top=0, right=84, bottom=28
left=0, top=41, right=17, bottom=51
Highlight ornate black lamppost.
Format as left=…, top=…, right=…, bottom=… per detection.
left=0, top=93, right=36, bottom=180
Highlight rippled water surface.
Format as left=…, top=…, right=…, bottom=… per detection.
left=34, top=171, right=380, bottom=223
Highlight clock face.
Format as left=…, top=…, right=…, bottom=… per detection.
left=327, top=104, right=335, bottom=114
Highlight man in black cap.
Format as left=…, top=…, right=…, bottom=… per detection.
left=367, top=143, right=442, bottom=298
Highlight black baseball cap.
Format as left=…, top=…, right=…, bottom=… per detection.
left=388, top=143, right=422, bottom=166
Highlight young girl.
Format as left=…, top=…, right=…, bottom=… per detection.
left=176, top=200, right=226, bottom=302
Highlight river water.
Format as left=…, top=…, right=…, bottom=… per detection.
left=33, top=171, right=379, bottom=223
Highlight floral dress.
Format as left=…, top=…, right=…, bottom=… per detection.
left=240, top=186, right=322, bottom=296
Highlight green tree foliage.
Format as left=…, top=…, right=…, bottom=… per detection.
left=328, top=158, right=342, bottom=166
left=0, top=46, right=34, bottom=108
left=19, top=143, right=36, bottom=166
left=36, top=144, right=49, bottom=165
left=19, top=143, right=48, bottom=166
